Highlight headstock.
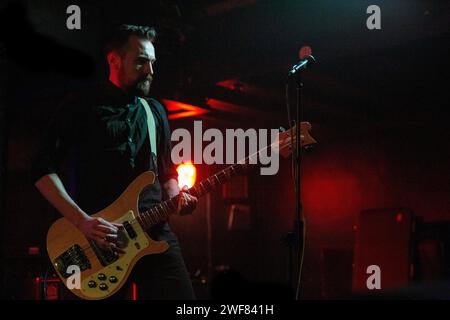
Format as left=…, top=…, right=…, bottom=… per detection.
left=277, top=122, right=317, bottom=158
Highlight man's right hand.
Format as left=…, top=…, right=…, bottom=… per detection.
left=34, top=174, right=125, bottom=253
left=76, top=216, right=124, bottom=252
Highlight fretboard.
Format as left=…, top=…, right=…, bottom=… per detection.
left=136, top=161, right=250, bottom=230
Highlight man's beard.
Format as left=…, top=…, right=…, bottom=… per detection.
left=130, top=78, right=152, bottom=97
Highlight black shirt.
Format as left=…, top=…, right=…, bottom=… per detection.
left=31, top=81, right=178, bottom=215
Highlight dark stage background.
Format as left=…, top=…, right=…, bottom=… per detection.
left=1, top=0, right=449, bottom=299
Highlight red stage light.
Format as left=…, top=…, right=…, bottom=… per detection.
left=299, top=45, right=312, bottom=59
left=132, top=282, right=137, bottom=301
left=162, top=99, right=209, bottom=120
left=176, top=162, right=197, bottom=189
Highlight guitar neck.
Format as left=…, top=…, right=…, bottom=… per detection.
left=137, top=160, right=250, bottom=231
left=134, top=123, right=315, bottom=231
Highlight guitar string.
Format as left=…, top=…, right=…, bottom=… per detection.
left=54, top=132, right=301, bottom=275
left=72, top=135, right=297, bottom=256
left=76, top=162, right=259, bottom=253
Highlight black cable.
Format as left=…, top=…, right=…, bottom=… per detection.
left=42, top=266, right=52, bottom=300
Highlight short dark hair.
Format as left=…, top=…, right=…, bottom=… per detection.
left=103, top=24, right=157, bottom=57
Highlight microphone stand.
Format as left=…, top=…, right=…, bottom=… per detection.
left=285, top=70, right=306, bottom=300
left=293, top=72, right=305, bottom=300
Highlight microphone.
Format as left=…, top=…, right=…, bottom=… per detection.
left=288, top=55, right=316, bottom=76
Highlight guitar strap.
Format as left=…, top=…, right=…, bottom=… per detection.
left=138, top=98, right=158, bottom=175
left=138, top=97, right=158, bottom=157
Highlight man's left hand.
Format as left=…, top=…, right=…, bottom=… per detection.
left=177, top=186, right=197, bottom=215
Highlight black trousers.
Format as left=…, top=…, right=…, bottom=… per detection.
left=115, top=235, right=195, bottom=300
